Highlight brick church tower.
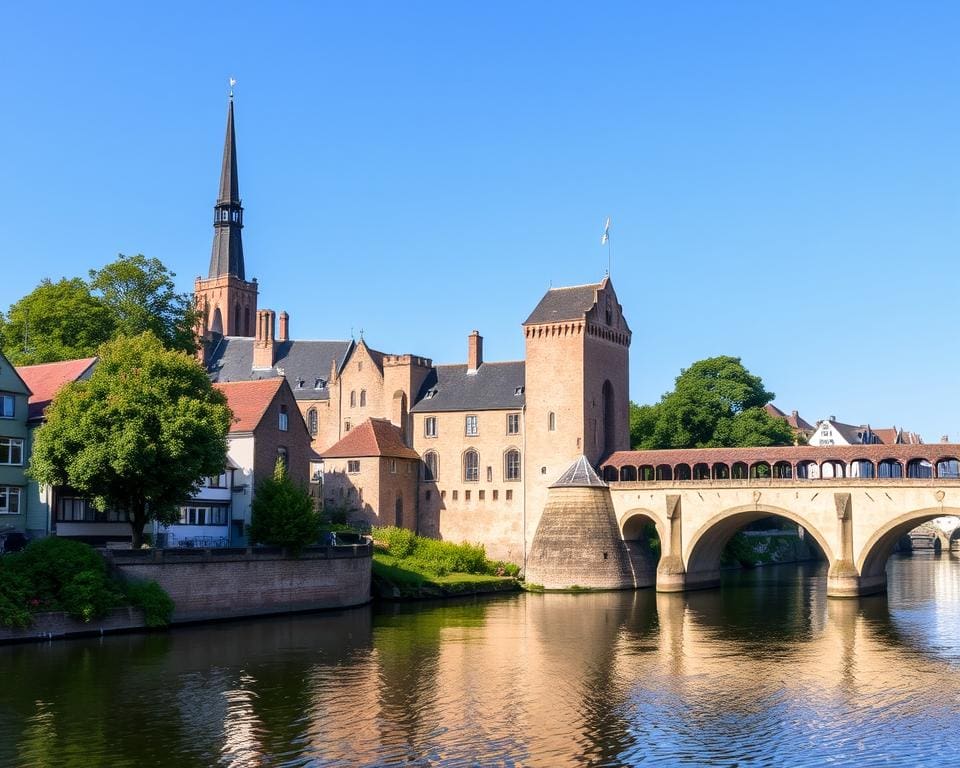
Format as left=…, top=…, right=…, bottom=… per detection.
left=522, top=276, right=631, bottom=544
left=195, top=90, right=258, bottom=343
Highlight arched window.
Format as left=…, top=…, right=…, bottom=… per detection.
left=548, top=412, right=556, bottom=431
left=360, top=389, right=367, bottom=407
left=307, top=408, right=318, bottom=436
left=504, top=449, right=521, bottom=481
left=350, top=391, right=356, bottom=408
left=423, top=451, right=438, bottom=482
left=463, top=450, right=479, bottom=482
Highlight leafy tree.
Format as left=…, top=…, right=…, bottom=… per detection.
left=0, top=278, right=115, bottom=364
left=89, top=254, right=198, bottom=354
left=248, top=459, right=321, bottom=554
left=29, top=332, right=232, bottom=548
left=630, top=356, right=794, bottom=449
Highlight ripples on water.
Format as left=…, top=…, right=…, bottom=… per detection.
left=1, top=553, right=959, bottom=767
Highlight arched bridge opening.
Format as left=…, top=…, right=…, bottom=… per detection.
left=620, top=511, right=663, bottom=590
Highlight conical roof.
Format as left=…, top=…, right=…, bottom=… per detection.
left=550, top=455, right=606, bottom=488
left=218, top=98, right=240, bottom=204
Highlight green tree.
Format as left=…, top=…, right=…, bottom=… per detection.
left=89, top=254, right=198, bottom=354
left=29, top=332, right=232, bottom=547
left=0, top=278, right=115, bottom=364
left=248, top=459, right=321, bottom=554
left=630, top=356, right=794, bottom=449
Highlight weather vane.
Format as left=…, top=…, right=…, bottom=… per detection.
left=229, top=77, right=237, bottom=98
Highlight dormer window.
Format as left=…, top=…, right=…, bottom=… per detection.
left=514, top=386, right=524, bottom=396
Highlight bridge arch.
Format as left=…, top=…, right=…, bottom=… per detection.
left=619, top=508, right=666, bottom=589
left=858, top=506, right=960, bottom=580
left=684, top=504, right=834, bottom=585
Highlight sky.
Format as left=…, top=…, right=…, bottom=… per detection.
left=1, top=2, right=958, bottom=441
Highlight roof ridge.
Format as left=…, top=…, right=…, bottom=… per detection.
left=546, top=281, right=603, bottom=291
left=15, top=356, right=97, bottom=370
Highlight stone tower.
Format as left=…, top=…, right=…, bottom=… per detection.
left=522, top=276, right=631, bottom=551
left=525, top=456, right=634, bottom=589
left=194, top=91, right=258, bottom=342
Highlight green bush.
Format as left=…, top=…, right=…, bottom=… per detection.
left=17, top=537, right=109, bottom=610
left=61, top=570, right=122, bottom=623
left=0, top=538, right=175, bottom=629
left=373, top=527, right=515, bottom=577
left=248, top=460, right=322, bottom=554
left=124, top=580, right=174, bottom=627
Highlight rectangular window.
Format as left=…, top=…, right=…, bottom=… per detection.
left=207, top=473, right=227, bottom=488
left=425, top=417, right=437, bottom=437
left=452, top=490, right=458, bottom=501
left=441, top=490, right=446, bottom=500
left=493, top=490, right=499, bottom=501
left=0, top=394, right=14, bottom=419
left=465, top=415, right=478, bottom=436
left=0, top=486, right=20, bottom=514
left=465, top=490, right=471, bottom=501
left=347, top=460, right=360, bottom=474
left=390, top=459, right=397, bottom=474
left=506, top=490, right=513, bottom=502
left=0, top=438, right=23, bottom=466
left=177, top=506, right=228, bottom=526
left=479, top=490, right=485, bottom=501
left=279, top=407, right=289, bottom=431
left=507, top=413, right=520, bottom=435
left=486, top=466, right=493, bottom=482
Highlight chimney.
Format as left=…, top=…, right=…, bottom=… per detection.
left=829, top=415, right=836, bottom=422
left=253, top=309, right=276, bottom=369
left=278, top=311, right=289, bottom=342
left=467, top=330, right=483, bottom=374
left=791, top=410, right=799, bottom=419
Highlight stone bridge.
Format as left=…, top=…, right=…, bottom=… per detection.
left=524, top=446, right=960, bottom=598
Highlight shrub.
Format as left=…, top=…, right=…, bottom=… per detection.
left=249, top=459, right=322, bottom=554
left=0, top=563, right=31, bottom=628
left=124, top=580, right=174, bottom=627
left=61, top=570, right=122, bottom=623
left=373, top=527, right=515, bottom=577
left=17, top=537, right=108, bottom=610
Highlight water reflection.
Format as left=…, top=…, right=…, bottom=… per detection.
left=0, top=555, right=958, bottom=767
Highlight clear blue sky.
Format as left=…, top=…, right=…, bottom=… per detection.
left=2, top=3, right=958, bottom=441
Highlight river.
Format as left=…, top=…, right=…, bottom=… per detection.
left=1, top=552, right=959, bottom=767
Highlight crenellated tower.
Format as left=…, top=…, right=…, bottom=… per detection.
left=195, top=89, right=258, bottom=344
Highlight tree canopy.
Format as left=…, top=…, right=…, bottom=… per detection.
left=29, top=332, right=232, bottom=547
left=630, top=356, right=795, bottom=449
left=0, top=254, right=197, bottom=365
left=0, top=278, right=115, bottom=365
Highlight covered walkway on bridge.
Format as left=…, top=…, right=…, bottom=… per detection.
left=601, top=445, right=960, bottom=484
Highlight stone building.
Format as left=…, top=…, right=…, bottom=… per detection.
left=197, top=94, right=632, bottom=564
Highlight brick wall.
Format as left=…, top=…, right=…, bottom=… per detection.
left=109, top=546, right=372, bottom=622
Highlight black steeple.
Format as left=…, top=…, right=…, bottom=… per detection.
left=208, top=93, right=245, bottom=279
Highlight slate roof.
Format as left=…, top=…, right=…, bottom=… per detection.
left=206, top=337, right=353, bottom=401
left=214, top=379, right=284, bottom=433
left=322, top=418, right=421, bottom=460
left=16, top=357, right=98, bottom=421
left=551, top=456, right=607, bottom=488
left=524, top=282, right=602, bottom=325
left=410, top=361, right=526, bottom=413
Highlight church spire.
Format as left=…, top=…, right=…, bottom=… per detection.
left=208, top=90, right=245, bottom=279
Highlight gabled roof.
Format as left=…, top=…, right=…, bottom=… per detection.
left=207, top=337, right=353, bottom=400
left=764, top=404, right=814, bottom=432
left=524, top=281, right=603, bottom=325
left=214, top=379, right=284, bottom=433
left=872, top=428, right=899, bottom=445
left=16, top=357, right=98, bottom=421
left=322, top=418, right=420, bottom=460
left=551, top=456, right=607, bottom=488
left=410, top=361, right=526, bottom=413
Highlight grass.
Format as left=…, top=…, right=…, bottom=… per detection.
left=371, top=528, right=521, bottom=599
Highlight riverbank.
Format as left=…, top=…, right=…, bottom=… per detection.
left=372, top=553, right=519, bottom=599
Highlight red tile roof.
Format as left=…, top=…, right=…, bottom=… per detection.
left=322, top=418, right=420, bottom=460
left=16, top=357, right=98, bottom=420
left=603, top=443, right=960, bottom=469
left=215, top=379, right=284, bottom=433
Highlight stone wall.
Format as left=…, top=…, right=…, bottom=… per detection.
left=107, top=545, right=372, bottom=623
left=0, top=607, right=145, bottom=644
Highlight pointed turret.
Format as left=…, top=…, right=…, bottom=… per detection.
left=209, top=94, right=245, bottom=279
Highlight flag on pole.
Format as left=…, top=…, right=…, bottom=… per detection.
left=600, top=216, right=611, bottom=245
